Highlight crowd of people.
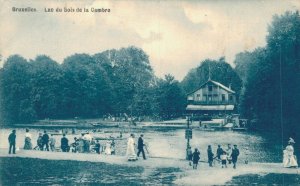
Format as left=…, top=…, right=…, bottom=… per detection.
left=9, top=129, right=117, bottom=155
left=7, top=129, right=298, bottom=168
left=187, top=144, right=240, bottom=169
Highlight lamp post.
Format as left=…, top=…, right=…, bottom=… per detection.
left=185, top=115, right=192, bottom=160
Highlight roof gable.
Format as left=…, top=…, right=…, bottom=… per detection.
left=187, top=79, right=235, bottom=96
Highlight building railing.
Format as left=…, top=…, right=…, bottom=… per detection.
left=188, top=100, right=236, bottom=105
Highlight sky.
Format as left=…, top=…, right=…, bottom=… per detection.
left=0, top=0, right=299, bottom=80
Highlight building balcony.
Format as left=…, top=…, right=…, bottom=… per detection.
left=188, top=100, right=236, bottom=105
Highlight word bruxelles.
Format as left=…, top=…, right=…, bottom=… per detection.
left=45, top=7, right=110, bottom=13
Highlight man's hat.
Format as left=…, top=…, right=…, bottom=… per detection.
left=288, top=138, right=295, bottom=144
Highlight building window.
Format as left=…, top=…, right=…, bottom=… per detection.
left=222, top=94, right=225, bottom=101
left=196, top=94, right=200, bottom=97
left=208, top=85, right=213, bottom=91
left=229, top=95, right=233, bottom=101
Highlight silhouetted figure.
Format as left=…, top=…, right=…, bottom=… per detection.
left=207, top=145, right=214, bottom=167
left=216, top=145, right=223, bottom=160
left=61, top=134, right=69, bottom=152
left=42, top=130, right=50, bottom=151
left=8, top=130, right=16, bottom=154
left=137, top=134, right=146, bottom=160
left=192, top=148, right=200, bottom=169
left=231, top=145, right=240, bottom=169
left=95, top=140, right=101, bottom=154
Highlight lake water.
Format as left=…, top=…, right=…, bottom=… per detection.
left=0, top=126, right=297, bottom=185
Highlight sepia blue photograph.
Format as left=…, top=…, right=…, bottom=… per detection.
left=0, top=0, right=300, bottom=185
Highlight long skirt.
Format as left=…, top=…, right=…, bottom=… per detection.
left=24, top=137, right=32, bottom=150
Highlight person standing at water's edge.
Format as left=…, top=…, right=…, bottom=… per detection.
left=42, top=130, right=50, bottom=151
left=24, top=129, right=32, bottom=150
left=137, top=134, right=146, bottom=160
left=8, top=130, right=16, bottom=154
left=126, top=134, right=137, bottom=161
left=207, top=145, right=214, bottom=167
left=231, top=145, right=240, bottom=169
left=61, top=134, right=69, bottom=152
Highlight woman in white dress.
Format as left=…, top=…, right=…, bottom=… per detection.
left=105, top=141, right=112, bottom=155
left=283, top=138, right=298, bottom=168
left=23, top=129, right=32, bottom=150
left=126, top=134, right=137, bottom=161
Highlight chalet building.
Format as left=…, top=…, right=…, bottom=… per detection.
left=186, top=79, right=236, bottom=115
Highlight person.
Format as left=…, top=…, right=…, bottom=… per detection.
left=61, top=134, right=69, bottom=152
left=221, top=151, right=227, bottom=168
left=216, top=145, right=223, bottom=160
left=231, top=145, right=240, bottom=169
left=126, top=134, right=137, bottom=161
left=84, top=132, right=92, bottom=153
left=225, top=144, right=232, bottom=164
left=192, top=148, right=200, bottom=169
left=111, top=139, right=116, bottom=155
left=49, top=134, right=56, bottom=151
left=23, top=129, right=32, bottom=150
left=70, top=137, right=78, bottom=153
left=137, top=134, right=146, bottom=160
left=8, top=130, right=16, bottom=154
left=207, top=145, right=214, bottom=167
left=36, top=133, right=43, bottom=150
left=105, top=140, right=112, bottom=155
left=187, top=146, right=193, bottom=166
left=283, top=138, right=298, bottom=168
left=78, top=135, right=84, bottom=153
left=95, top=140, right=101, bottom=154
left=42, top=130, right=50, bottom=151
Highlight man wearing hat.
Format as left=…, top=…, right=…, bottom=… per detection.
left=283, top=137, right=298, bottom=168
left=231, top=144, right=240, bottom=169
left=8, top=130, right=16, bottom=154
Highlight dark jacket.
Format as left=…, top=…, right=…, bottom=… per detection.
left=192, top=151, right=200, bottom=164
left=42, top=133, right=49, bottom=143
left=217, top=147, right=223, bottom=158
left=231, top=148, right=240, bottom=160
left=138, top=137, right=144, bottom=149
left=61, top=137, right=69, bottom=147
left=207, top=148, right=214, bottom=161
left=8, top=133, right=16, bottom=144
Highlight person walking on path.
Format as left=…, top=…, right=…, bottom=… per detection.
left=231, top=145, right=240, bottom=169
left=137, top=134, right=146, bottom=160
left=207, top=145, right=214, bottom=167
left=24, top=129, right=32, bottom=150
left=126, top=134, right=137, bottom=161
left=225, top=144, right=233, bottom=164
left=283, top=138, right=298, bottom=168
left=95, top=140, right=101, bottom=154
left=49, top=134, right=56, bottom=151
left=61, top=134, right=69, bottom=152
left=36, top=133, right=43, bottom=150
left=216, top=145, right=223, bottom=161
left=8, top=130, right=16, bottom=154
left=42, top=130, right=50, bottom=151
left=192, top=148, right=200, bottom=169
left=221, top=151, right=227, bottom=168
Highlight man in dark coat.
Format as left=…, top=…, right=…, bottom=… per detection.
left=192, top=148, right=200, bottom=169
left=231, top=145, right=240, bottom=169
left=61, top=134, right=69, bottom=152
left=207, top=145, right=214, bottom=167
left=137, top=134, right=146, bottom=160
left=8, top=130, right=16, bottom=154
left=42, top=130, right=50, bottom=151
left=216, top=145, right=223, bottom=160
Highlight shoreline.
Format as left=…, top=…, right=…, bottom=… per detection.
left=0, top=149, right=299, bottom=185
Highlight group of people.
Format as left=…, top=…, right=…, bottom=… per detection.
left=126, top=134, right=148, bottom=161
left=187, top=144, right=240, bottom=169
left=9, top=129, right=116, bottom=155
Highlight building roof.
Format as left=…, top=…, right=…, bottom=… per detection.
left=186, top=104, right=235, bottom=111
left=187, top=79, right=235, bottom=96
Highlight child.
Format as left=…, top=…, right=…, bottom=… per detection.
left=221, top=151, right=227, bottom=168
left=192, top=148, right=200, bottom=169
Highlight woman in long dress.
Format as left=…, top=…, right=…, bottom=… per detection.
left=23, top=129, right=32, bottom=150
left=283, top=138, right=298, bottom=168
left=126, top=134, right=137, bottom=161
